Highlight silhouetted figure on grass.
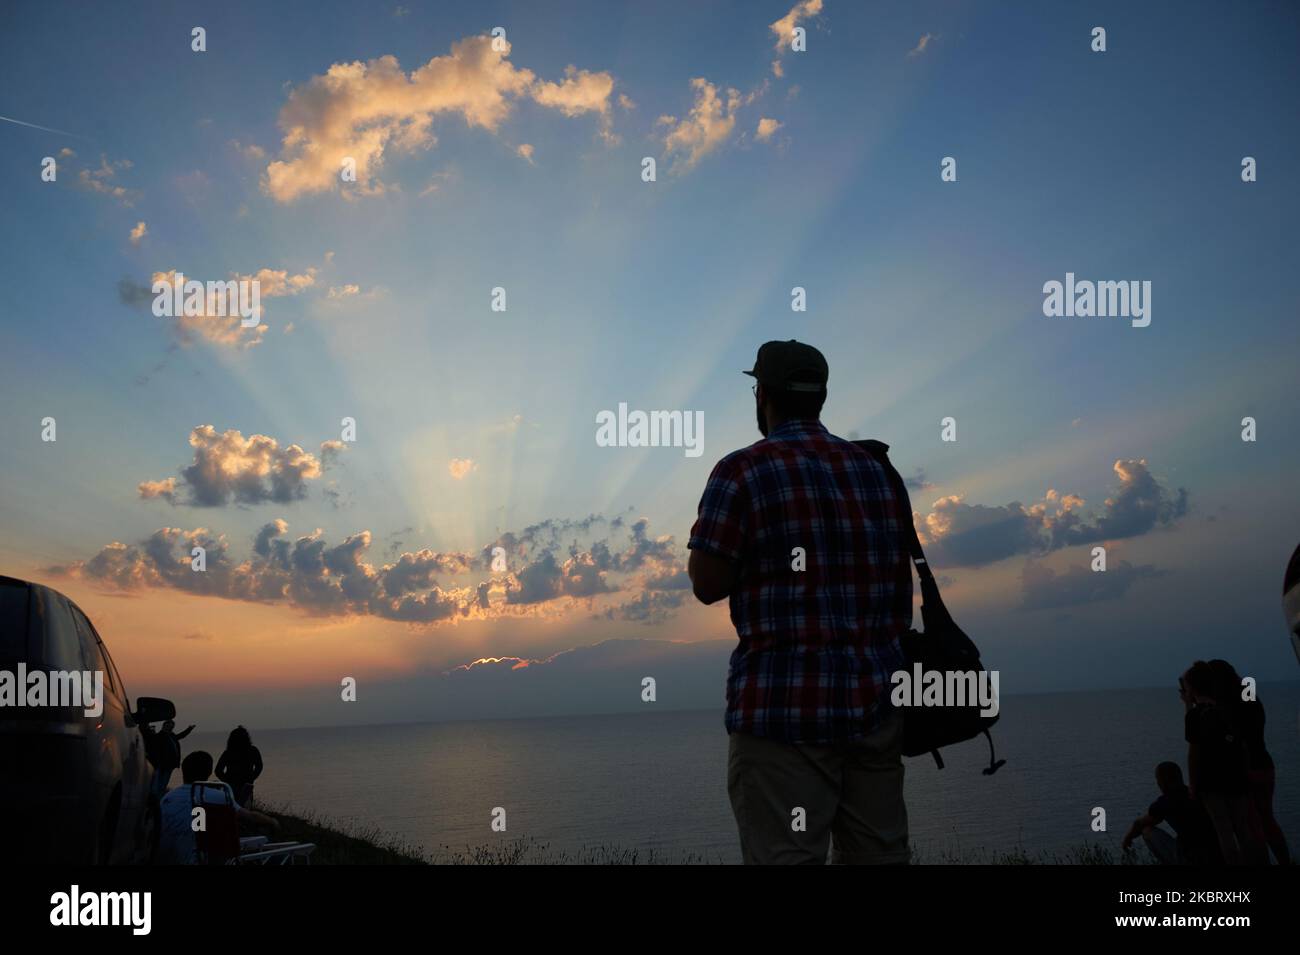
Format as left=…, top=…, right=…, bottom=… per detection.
left=688, top=341, right=912, bottom=865
left=1181, top=662, right=1267, bottom=865
left=142, top=718, right=195, bottom=800
left=1206, top=658, right=1290, bottom=865
left=216, top=725, right=263, bottom=806
left=1122, top=761, right=1220, bottom=865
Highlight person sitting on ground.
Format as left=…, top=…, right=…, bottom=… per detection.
left=158, top=751, right=277, bottom=865
left=215, top=725, right=264, bottom=806
left=1122, top=761, right=1221, bottom=865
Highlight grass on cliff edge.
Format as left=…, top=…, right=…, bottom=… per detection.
left=262, top=804, right=1151, bottom=865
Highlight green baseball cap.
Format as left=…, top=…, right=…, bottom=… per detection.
left=743, top=339, right=829, bottom=392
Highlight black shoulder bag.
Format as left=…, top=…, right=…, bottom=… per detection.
left=855, top=439, right=1005, bottom=775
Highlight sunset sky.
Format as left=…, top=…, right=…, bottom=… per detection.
left=2, top=0, right=1297, bottom=729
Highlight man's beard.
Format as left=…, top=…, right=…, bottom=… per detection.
left=756, top=399, right=768, bottom=437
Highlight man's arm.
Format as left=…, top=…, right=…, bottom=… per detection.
left=689, top=549, right=740, bottom=605
left=1121, top=812, right=1157, bottom=850
left=176, top=725, right=195, bottom=740
left=688, top=455, right=748, bottom=604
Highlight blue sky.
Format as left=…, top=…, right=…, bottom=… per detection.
left=1, top=0, right=1297, bottom=727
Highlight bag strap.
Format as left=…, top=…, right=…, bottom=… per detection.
left=853, top=439, right=933, bottom=581
left=854, top=439, right=957, bottom=627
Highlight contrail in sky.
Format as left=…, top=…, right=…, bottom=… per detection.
left=0, top=114, right=90, bottom=140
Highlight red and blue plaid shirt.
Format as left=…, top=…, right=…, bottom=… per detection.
left=689, top=419, right=911, bottom=743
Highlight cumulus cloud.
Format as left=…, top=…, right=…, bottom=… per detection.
left=54, top=514, right=689, bottom=628
left=240, top=266, right=317, bottom=298
left=77, top=154, right=137, bottom=205
left=532, top=65, right=617, bottom=143
left=448, top=458, right=477, bottom=480
left=1020, top=559, right=1165, bottom=611
left=318, top=440, right=347, bottom=466
left=118, top=265, right=318, bottom=349
left=1048, top=459, right=1189, bottom=548
left=137, top=478, right=178, bottom=504
left=755, top=117, right=782, bottom=142
left=770, top=0, right=823, bottom=68
left=516, top=143, right=535, bottom=164
left=263, top=36, right=617, bottom=202
left=918, top=459, right=1189, bottom=568
left=507, top=551, right=614, bottom=604
left=145, top=270, right=267, bottom=350
left=606, top=589, right=687, bottom=625
left=661, top=79, right=743, bottom=171
left=919, top=497, right=1045, bottom=567
left=129, top=221, right=147, bottom=246
left=138, top=426, right=339, bottom=507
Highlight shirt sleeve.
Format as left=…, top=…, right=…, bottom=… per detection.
left=688, top=455, right=748, bottom=561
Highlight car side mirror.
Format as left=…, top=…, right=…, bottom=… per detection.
left=135, top=696, right=176, bottom=724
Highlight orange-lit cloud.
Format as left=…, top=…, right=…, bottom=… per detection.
left=770, top=0, right=823, bottom=56
left=77, top=153, right=137, bottom=205
left=51, top=515, right=689, bottom=628
left=120, top=266, right=317, bottom=349
left=660, top=79, right=742, bottom=171
left=264, top=35, right=617, bottom=202
left=448, top=458, right=477, bottom=480
left=917, top=458, right=1188, bottom=567
left=139, top=426, right=343, bottom=507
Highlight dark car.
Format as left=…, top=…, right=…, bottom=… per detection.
left=0, top=575, right=174, bottom=863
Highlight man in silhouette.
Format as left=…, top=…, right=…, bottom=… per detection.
left=688, top=340, right=913, bottom=864
left=142, top=718, right=195, bottom=801
left=1122, top=761, right=1221, bottom=865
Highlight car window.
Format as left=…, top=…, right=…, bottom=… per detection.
left=43, top=592, right=87, bottom=671
left=70, top=605, right=123, bottom=704
left=0, top=579, right=32, bottom=662
left=98, top=636, right=129, bottom=711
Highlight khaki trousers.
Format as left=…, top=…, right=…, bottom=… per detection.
left=727, top=711, right=910, bottom=865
